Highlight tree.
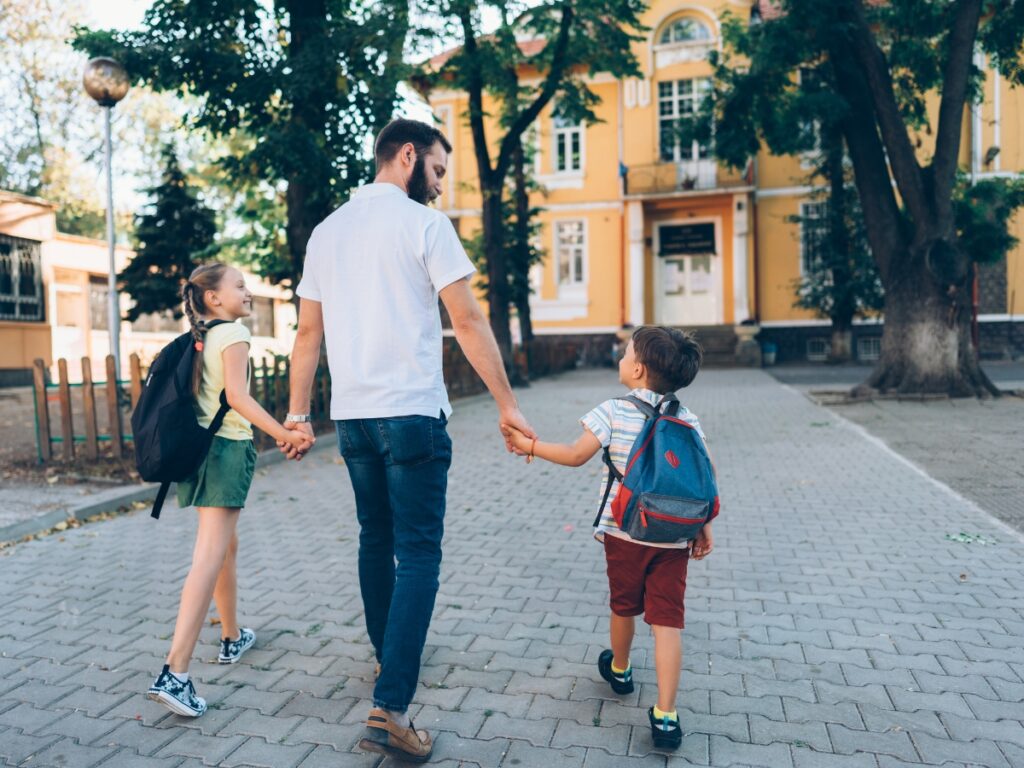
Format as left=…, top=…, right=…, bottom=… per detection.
left=420, top=0, right=645, bottom=360
left=708, top=0, right=1024, bottom=396
left=75, top=0, right=410, bottom=292
left=791, top=120, right=884, bottom=363
left=120, top=148, right=218, bottom=322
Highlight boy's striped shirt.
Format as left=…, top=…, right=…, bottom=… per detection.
left=580, top=388, right=705, bottom=549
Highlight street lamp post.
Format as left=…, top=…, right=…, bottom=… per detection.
left=83, top=57, right=129, bottom=379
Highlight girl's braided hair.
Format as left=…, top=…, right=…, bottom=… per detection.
left=181, top=263, right=229, bottom=396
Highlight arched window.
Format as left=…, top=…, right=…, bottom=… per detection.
left=659, top=17, right=713, bottom=45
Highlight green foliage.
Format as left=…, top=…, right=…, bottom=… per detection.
left=120, top=148, right=218, bottom=321
left=791, top=194, right=885, bottom=325
left=74, top=0, right=408, bottom=289
left=955, top=174, right=1024, bottom=265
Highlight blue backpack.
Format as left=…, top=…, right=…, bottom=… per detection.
left=594, top=393, right=719, bottom=544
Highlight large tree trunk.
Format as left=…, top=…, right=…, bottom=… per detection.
left=857, top=264, right=999, bottom=397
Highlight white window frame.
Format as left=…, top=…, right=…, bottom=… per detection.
left=553, top=219, right=588, bottom=299
left=659, top=17, right=713, bottom=45
left=657, top=78, right=712, bottom=163
left=857, top=336, right=881, bottom=362
left=552, top=114, right=584, bottom=175
left=799, top=201, right=829, bottom=275
left=806, top=337, right=830, bottom=362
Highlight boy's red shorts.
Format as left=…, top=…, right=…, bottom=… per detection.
left=604, top=533, right=689, bottom=629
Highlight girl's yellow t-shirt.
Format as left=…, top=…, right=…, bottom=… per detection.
left=194, top=321, right=253, bottom=440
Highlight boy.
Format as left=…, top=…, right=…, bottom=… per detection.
left=504, top=326, right=714, bottom=750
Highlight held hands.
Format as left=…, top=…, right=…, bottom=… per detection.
left=498, top=405, right=535, bottom=456
left=689, top=524, right=713, bottom=560
left=278, top=421, right=316, bottom=461
left=501, top=424, right=534, bottom=458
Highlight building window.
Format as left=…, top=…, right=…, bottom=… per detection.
left=658, top=79, right=712, bottom=163
left=806, top=337, right=830, bottom=362
left=858, top=336, right=881, bottom=362
left=659, top=17, right=713, bottom=45
left=555, top=220, right=586, bottom=289
left=242, top=296, right=275, bottom=337
left=132, top=310, right=182, bottom=333
left=800, top=201, right=829, bottom=273
left=88, top=276, right=110, bottom=331
left=0, top=234, right=44, bottom=322
left=553, top=114, right=583, bottom=173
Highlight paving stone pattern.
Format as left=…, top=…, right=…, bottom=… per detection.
left=1, top=368, right=1023, bottom=767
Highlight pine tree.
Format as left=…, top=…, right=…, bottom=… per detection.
left=120, top=147, right=218, bottom=322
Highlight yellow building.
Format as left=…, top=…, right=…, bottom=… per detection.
left=0, top=191, right=297, bottom=386
left=427, top=0, right=1024, bottom=363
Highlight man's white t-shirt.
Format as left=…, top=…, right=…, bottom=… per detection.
left=295, top=183, right=475, bottom=420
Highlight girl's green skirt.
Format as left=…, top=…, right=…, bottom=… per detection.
left=177, top=436, right=257, bottom=509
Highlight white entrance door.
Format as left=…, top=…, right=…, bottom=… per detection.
left=656, top=253, right=719, bottom=325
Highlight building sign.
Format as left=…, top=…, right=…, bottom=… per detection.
left=658, top=223, right=716, bottom=256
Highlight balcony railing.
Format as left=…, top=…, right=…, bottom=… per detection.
left=624, top=160, right=750, bottom=197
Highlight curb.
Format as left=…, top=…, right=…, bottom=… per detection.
left=0, top=437, right=331, bottom=545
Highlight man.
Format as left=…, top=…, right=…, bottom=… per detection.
left=282, top=118, right=535, bottom=762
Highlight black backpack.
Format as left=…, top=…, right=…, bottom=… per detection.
left=131, top=319, right=232, bottom=519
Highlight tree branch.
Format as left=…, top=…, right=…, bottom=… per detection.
left=495, top=2, right=574, bottom=179
left=839, top=0, right=931, bottom=230
left=932, top=0, right=983, bottom=220
left=828, top=32, right=908, bottom=280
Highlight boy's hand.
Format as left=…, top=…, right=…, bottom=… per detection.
left=690, top=524, right=713, bottom=560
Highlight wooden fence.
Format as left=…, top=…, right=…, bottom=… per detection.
left=32, top=353, right=333, bottom=462
left=32, top=337, right=587, bottom=464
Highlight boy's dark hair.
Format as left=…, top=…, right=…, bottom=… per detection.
left=631, top=326, right=703, bottom=393
left=374, top=118, right=452, bottom=171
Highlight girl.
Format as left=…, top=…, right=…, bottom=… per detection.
left=147, top=263, right=314, bottom=717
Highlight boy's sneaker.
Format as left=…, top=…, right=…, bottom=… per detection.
left=597, top=649, right=634, bottom=694
left=218, top=628, right=256, bottom=664
left=648, top=707, right=683, bottom=750
left=147, top=665, right=206, bottom=717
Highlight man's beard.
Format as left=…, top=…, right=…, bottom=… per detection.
left=407, top=155, right=435, bottom=205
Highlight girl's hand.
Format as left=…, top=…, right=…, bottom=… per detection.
left=283, top=428, right=315, bottom=455
left=690, top=524, right=713, bottom=560
left=501, top=424, right=533, bottom=455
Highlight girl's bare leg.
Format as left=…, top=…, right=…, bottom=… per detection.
left=165, top=508, right=240, bottom=672
left=213, top=531, right=240, bottom=640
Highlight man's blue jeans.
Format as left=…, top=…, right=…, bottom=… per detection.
left=335, top=414, right=452, bottom=712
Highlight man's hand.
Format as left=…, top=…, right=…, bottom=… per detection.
left=498, top=405, right=535, bottom=454
left=278, top=421, right=316, bottom=461
left=689, top=524, right=713, bottom=560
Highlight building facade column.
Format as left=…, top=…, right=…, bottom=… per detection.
left=732, top=193, right=751, bottom=324
left=627, top=200, right=645, bottom=326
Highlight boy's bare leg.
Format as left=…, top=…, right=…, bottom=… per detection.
left=651, top=624, right=682, bottom=712
left=610, top=612, right=635, bottom=671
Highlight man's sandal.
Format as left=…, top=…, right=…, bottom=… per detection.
left=358, top=707, right=433, bottom=763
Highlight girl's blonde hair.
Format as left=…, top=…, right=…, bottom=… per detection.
left=181, top=263, right=230, bottom=396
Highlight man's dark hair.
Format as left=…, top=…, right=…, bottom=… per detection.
left=631, top=326, right=703, bottom=393
left=374, top=118, right=452, bottom=171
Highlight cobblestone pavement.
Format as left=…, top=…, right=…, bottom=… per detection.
left=2, top=368, right=1023, bottom=768
left=826, top=395, right=1024, bottom=534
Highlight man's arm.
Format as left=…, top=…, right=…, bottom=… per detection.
left=439, top=277, right=535, bottom=447
left=281, top=298, right=325, bottom=459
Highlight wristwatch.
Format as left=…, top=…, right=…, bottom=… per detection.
left=286, top=413, right=312, bottom=423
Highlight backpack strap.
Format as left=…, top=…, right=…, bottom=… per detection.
left=150, top=481, right=172, bottom=520
left=657, top=392, right=680, bottom=417
left=149, top=391, right=231, bottom=521
left=591, top=395, right=657, bottom=528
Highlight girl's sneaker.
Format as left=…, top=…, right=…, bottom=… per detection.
left=218, top=627, right=256, bottom=664
left=147, top=666, right=207, bottom=717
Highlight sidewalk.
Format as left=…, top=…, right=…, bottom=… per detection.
left=2, top=368, right=1023, bottom=767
